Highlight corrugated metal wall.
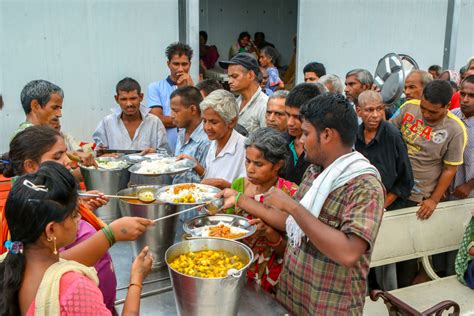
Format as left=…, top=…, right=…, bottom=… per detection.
left=456, top=0, right=474, bottom=69
left=0, top=0, right=180, bottom=152
left=296, top=0, right=473, bottom=83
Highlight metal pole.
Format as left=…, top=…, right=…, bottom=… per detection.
left=114, top=285, right=173, bottom=305
left=178, top=0, right=199, bottom=83
left=115, top=276, right=170, bottom=291
left=442, top=0, right=461, bottom=70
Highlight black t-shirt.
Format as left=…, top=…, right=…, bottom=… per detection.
left=355, top=120, right=414, bottom=207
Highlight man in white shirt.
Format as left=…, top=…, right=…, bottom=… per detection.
left=93, top=77, right=170, bottom=154
left=219, top=53, right=268, bottom=133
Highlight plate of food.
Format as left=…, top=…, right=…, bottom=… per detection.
left=184, top=214, right=256, bottom=240
left=128, top=157, right=196, bottom=176
left=156, top=183, right=220, bottom=205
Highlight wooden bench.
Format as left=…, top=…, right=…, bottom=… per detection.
left=364, top=198, right=474, bottom=315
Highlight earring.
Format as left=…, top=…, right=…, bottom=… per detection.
left=47, top=236, right=58, bottom=255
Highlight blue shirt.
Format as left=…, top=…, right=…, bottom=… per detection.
left=266, top=66, right=282, bottom=92
left=92, top=104, right=171, bottom=153
left=173, top=121, right=211, bottom=184
left=146, top=76, right=178, bottom=152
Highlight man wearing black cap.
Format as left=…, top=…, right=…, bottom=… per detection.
left=220, top=53, right=268, bottom=133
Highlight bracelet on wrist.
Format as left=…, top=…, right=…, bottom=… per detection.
left=101, top=227, right=112, bottom=246
left=107, top=225, right=116, bottom=244
left=101, top=225, right=116, bottom=247
left=267, top=235, right=283, bottom=247
left=128, top=283, right=143, bottom=290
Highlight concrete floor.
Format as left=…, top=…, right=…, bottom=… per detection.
left=110, top=220, right=289, bottom=315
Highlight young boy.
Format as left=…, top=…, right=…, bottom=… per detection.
left=170, top=86, right=210, bottom=185
left=259, top=46, right=284, bottom=92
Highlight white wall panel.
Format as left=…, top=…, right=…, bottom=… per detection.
left=455, top=0, right=474, bottom=71
left=199, top=0, right=297, bottom=65
left=0, top=0, right=179, bottom=152
left=297, top=0, right=449, bottom=83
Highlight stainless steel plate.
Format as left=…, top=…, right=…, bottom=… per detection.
left=184, top=214, right=257, bottom=240
left=123, top=154, right=149, bottom=164
left=128, top=158, right=196, bottom=176
left=81, top=157, right=131, bottom=171
left=156, top=183, right=220, bottom=205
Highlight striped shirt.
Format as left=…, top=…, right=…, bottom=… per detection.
left=449, top=108, right=474, bottom=199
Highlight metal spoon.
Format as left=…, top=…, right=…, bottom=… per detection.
left=79, top=189, right=156, bottom=203
left=152, top=198, right=224, bottom=223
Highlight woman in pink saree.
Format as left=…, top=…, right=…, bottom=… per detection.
left=0, top=162, right=153, bottom=315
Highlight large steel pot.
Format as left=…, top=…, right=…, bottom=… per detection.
left=80, top=162, right=130, bottom=223
left=165, top=238, right=254, bottom=316
left=118, top=185, right=179, bottom=269
left=129, top=173, right=172, bottom=186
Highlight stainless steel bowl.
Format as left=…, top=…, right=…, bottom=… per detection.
left=183, top=214, right=256, bottom=240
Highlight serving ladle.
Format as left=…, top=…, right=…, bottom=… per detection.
left=79, top=188, right=157, bottom=203
left=152, top=198, right=224, bottom=223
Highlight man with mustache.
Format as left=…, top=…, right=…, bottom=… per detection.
left=355, top=91, right=414, bottom=211
left=355, top=90, right=414, bottom=291
left=16, top=79, right=64, bottom=134
left=404, top=70, right=433, bottom=101
left=93, top=77, right=170, bottom=155
left=449, top=74, right=474, bottom=200
left=344, top=68, right=373, bottom=106
left=265, top=90, right=288, bottom=133
left=14, top=79, right=95, bottom=167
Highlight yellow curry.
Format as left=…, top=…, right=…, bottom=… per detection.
left=169, top=250, right=245, bottom=278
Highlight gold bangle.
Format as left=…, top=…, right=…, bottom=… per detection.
left=129, top=283, right=143, bottom=290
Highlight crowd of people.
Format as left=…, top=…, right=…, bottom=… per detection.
left=0, top=37, right=473, bottom=315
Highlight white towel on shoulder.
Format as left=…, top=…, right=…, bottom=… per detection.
left=286, top=151, right=381, bottom=247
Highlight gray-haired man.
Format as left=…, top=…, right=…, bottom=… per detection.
left=265, top=90, right=289, bottom=132
left=15, top=79, right=94, bottom=166
left=16, top=79, right=64, bottom=134
left=344, top=69, right=374, bottom=106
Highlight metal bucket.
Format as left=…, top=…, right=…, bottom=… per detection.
left=118, top=185, right=179, bottom=269
left=165, top=238, right=254, bottom=316
left=80, top=164, right=130, bottom=223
